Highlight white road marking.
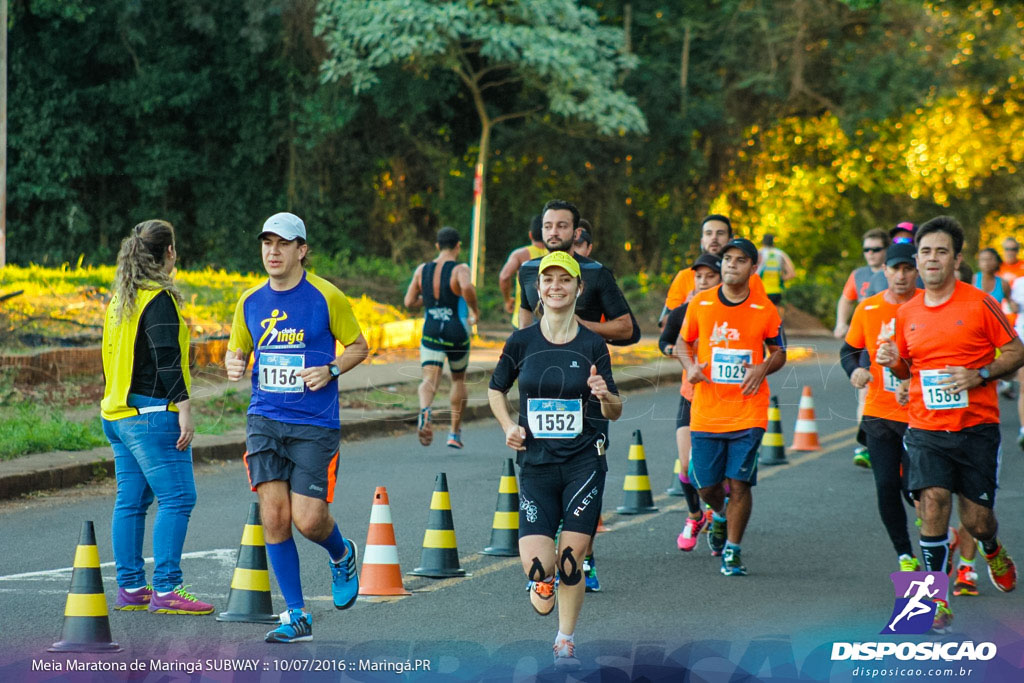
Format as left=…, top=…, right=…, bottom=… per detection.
left=0, top=548, right=237, bottom=582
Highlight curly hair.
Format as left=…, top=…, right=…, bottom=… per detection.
left=112, top=219, right=183, bottom=321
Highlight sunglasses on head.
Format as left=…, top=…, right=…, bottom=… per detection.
left=863, top=247, right=885, bottom=253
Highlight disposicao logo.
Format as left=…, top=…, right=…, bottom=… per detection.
left=830, top=570, right=997, bottom=664
left=881, top=571, right=945, bottom=635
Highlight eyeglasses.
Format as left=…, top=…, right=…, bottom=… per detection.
left=892, top=236, right=914, bottom=245
left=863, top=247, right=884, bottom=253
left=1006, top=246, right=1020, bottom=252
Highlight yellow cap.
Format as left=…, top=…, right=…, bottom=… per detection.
left=538, top=251, right=581, bottom=278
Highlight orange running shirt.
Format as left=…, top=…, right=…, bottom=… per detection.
left=681, top=286, right=783, bottom=433
left=845, top=291, right=919, bottom=422
left=667, top=270, right=766, bottom=310
left=894, top=281, right=1017, bottom=431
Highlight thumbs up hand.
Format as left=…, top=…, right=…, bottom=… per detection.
left=587, top=364, right=610, bottom=399
left=225, top=349, right=248, bottom=381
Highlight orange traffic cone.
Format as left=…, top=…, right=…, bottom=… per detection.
left=596, top=516, right=610, bottom=533
left=359, top=487, right=411, bottom=596
left=790, top=386, right=821, bottom=451
left=49, top=521, right=121, bottom=653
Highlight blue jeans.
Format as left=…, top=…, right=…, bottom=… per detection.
left=103, top=394, right=197, bottom=592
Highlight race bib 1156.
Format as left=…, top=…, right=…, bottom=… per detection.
left=259, top=353, right=304, bottom=393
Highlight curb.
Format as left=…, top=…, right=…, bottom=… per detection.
left=0, top=363, right=681, bottom=501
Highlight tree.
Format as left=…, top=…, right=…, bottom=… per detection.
left=316, top=0, right=648, bottom=284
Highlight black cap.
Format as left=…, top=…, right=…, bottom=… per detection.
left=885, top=242, right=916, bottom=267
left=722, top=238, right=758, bottom=264
left=691, top=253, right=722, bottom=273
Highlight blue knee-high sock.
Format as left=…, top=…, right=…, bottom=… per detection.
left=314, top=523, right=347, bottom=564
left=266, top=537, right=304, bottom=610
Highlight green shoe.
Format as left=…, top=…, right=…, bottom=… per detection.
left=853, top=447, right=871, bottom=469
left=898, top=554, right=921, bottom=572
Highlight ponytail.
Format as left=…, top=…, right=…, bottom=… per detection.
left=112, top=219, right=183, bottom=321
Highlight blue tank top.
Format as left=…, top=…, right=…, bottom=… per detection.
left=973, top=273, right=1004, bottom=303
left=421, top=261, right=469, bottom=351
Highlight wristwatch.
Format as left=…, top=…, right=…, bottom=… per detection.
left=978, top=366, right=991, bottom=387
left=328, top=363, right=341, bottom=379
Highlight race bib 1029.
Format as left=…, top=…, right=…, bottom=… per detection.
left=711, top=348, right=753, bottom=385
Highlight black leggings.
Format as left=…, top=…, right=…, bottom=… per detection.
left=861, top=416, right=914, bottom=557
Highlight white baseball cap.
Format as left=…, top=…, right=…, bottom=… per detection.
left=260, top=212, right=306, bottom=241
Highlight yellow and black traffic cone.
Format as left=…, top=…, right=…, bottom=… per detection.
left=216, top=502, right=278, bottom=623
left=481, top=458, right=519, bottom=556
left=409, top=473, right=467, bottom=577
left=666, top=458, right=685, bottom=496
left=48, top=521, right=121, bottom=653
left=761, top=396, right=788, bottom=466
left=616, top=430, right=658, bottom=514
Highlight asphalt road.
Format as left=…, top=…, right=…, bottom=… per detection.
left=1, top=355, right=1022, bottom=682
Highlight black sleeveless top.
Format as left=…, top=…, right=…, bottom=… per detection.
left=421, top=261, right=469, bottom=351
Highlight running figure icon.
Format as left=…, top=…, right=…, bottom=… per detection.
left=887, top=574, right=939, bottom=632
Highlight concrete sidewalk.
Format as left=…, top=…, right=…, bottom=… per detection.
left=0, top=335, right=838, bottom=500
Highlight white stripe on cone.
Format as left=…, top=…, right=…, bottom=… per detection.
left=795, top=419, right=817, bottom=433
left=369, top=505, right=393, bottom=524
left=363, top=544, right=401, bottom=565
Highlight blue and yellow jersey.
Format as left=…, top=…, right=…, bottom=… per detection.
left=228, top=271, right=362, bottom=430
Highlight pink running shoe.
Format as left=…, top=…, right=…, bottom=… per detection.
left=148, top=585, right=214, bottom=615
left=114, top=585, right=152, bottom=611
left=677, top=515, right=706, bottom=552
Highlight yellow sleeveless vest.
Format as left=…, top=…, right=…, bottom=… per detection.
left=101, top=287, right=191, bottom=421
left=511, top=244, right=549, bottom=327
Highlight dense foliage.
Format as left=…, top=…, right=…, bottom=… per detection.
left=8, top=0, right=1023, bottom=304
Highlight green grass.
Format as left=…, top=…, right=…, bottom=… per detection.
left=0, top=405, right=106, bottom=460
left=194, top=388, right=250, bottom=435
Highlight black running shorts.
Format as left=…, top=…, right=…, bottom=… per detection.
left=244, top=414, right=341, bottom=502
left=903, top=424, right=1000, bottom=508
left=518, top=455, right=606, bottom=539
left=676, top=395, right=692, bottom=429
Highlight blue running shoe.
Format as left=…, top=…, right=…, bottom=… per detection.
left=583, top=557, right=600, bottom=592
left=708, top=517, right=727, bottom=557
left=330, top=538, right=359, bottom=610
left=265, top=608, right=312, bottom=643
left=720, top=547, right=747, bottom=576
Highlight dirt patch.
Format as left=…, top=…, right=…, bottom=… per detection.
left=782, top=306, right=829, bottom=335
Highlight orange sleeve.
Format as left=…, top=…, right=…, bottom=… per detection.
left=665, top=270, right=692, bottom=310
left=750, top=273, right=767, bottom=298
left=980, top=295, right=1017, bottom=348
left=841, top=272, right=858, bottom=301
left=845, top=303, right=867, bottom=349
left=681, top=299, right=699, bottom=343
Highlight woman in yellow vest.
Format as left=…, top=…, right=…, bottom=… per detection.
left=100, top=220, right=213, bottom=615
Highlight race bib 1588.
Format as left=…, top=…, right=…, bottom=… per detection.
left=919, top=369, right=967, bottom=410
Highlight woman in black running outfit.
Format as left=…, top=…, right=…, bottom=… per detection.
left=488, top=251, right=622, bottom=671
